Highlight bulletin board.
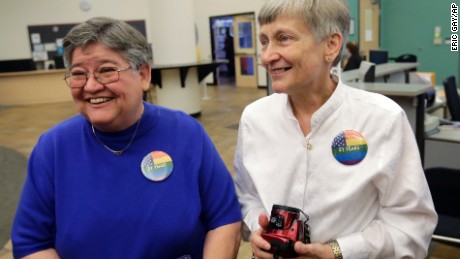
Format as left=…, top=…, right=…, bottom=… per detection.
left=27, top=20, right=146, bottom=68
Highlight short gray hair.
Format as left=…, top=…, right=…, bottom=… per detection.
left=63, top=17, right=152, bottom=69
left=258, top=0, right=350, bottom=66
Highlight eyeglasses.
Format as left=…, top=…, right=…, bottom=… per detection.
left=64, top=66, right=132, bottom=88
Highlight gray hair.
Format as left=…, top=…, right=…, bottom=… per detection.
left=258, top=0, right=350, bottom=66
left=63, top=17, right=152, bottom=69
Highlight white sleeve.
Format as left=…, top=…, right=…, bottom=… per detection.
left=338, top=111, right=438, bottom=259
left=233, top=114, right=266, bottom=240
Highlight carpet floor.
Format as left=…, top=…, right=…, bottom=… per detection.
left=0, top=145, right=27, bottom=247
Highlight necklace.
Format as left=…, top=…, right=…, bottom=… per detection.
left=91, top=117, right=142, bottom=156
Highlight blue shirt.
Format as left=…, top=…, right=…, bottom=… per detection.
left=12, top=102, right=242, bottom=259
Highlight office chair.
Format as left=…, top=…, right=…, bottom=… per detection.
left=358, top=61, right=376, bottom=82
left=442, top=76, right=460, bottom=122
left=425, top=167, right=460, bottom=245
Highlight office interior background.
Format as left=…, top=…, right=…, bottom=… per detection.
left=1, top=0, right=460, bottom=258
left=0, top=0, right=458, bottom=86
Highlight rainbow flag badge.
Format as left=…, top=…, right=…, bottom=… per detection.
left=331, top=130, right=368, bottom=165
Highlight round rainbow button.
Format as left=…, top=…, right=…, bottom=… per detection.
left=141, top=151, right=174, bottom=181
left=331, top=130, right=368, bottom=165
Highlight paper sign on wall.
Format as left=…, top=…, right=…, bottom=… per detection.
left=31, top=33, right=41, bottom=44
left=365, top=9, right=373, bottom=42
left=365, top=30, right=373, bottom=41
left=44, top=43, right=57, bottom=51
left=32, top=51, right=48, bottom=61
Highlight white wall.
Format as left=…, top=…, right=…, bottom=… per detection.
left=0, top=0, right=267, bottom=85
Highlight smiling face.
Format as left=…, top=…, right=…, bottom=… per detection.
left=259, top=16, right=334, bottom=96
left=68, top=43, right=151, bottom=132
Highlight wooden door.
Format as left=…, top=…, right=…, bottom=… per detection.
left=233, top=14, right=258, bottom=87
left=359, top=0, right=380, bottom=60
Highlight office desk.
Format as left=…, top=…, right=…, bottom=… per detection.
left=425, top=126, right=460, bottom=169
left=348, top=82, right=432, bottom=161
left=341, top=62, right=419, bottom=83
left=0, top=69, right=71, bottom=105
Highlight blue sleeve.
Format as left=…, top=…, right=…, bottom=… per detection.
left=12, top=135, right=56, bottom=258
left=197, top=125, right=242, bottom=230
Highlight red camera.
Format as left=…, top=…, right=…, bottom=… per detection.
left=261, top=204, right=311, bottom=258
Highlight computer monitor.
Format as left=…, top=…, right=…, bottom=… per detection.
left=369, top=50, right=388, bottom=65
left=0, top=58, right=36, bottom=73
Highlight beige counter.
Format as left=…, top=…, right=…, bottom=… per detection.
left=341, top=62, right=419, bottom=83
left=425, top=126, right=460, bottom=169
left=0, top=69, right=72, bottom=106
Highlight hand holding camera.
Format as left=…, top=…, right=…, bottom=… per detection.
left=260, top=204, right=311, bottom=258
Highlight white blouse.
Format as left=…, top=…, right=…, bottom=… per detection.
left=234, top=80, right=437, bottom=258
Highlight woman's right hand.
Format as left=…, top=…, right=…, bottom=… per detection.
left=250, top=213, right=275, bottom=259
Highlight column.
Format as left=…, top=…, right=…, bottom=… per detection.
left=149, top=0, right=202, bottom=116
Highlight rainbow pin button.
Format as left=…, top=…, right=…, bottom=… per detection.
left=331, top=130, right=368, bottom=165
left=141, top=151, right=174, bottom=181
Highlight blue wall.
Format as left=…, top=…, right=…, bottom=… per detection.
left=347, top=0, right=459, bottom=85
left=380, top=0, right=459, bottom=85
left=347, top=0, right=359, bottom=43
